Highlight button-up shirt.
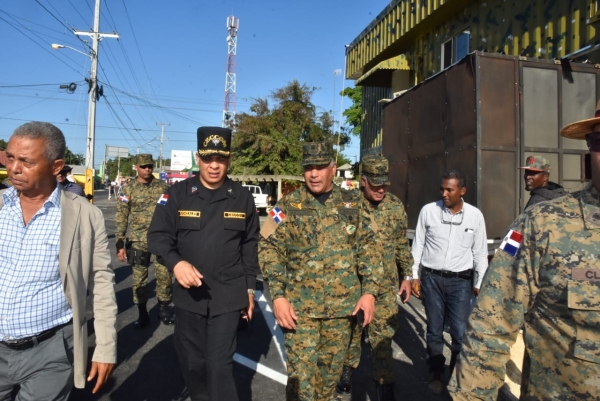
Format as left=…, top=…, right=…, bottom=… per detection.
left=0, top=186, right=72, bottom=340
left=411, top=200, right=488, bottom=288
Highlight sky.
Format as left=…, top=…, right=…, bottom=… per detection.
left=0, top=0, right=390, bottom=169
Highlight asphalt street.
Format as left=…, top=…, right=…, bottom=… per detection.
left=67, top=189, right=467, bottom=401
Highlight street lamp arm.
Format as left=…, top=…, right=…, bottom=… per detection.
left=51, top=43, right=92, bottom=59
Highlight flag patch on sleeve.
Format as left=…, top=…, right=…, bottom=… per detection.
left=118, top=195, right=129, bottom=203
left=499, top=230, right=523, bottom=257
left=269, top=206, right=286, bottom=224
left=157, top=194, right=168, bottom=205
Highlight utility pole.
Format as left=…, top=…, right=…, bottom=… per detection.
left=156, top=122, right=170, bottom=171
left=74, top=0, right=118, bottom=200
left=222, top=16, right=239, bottom=128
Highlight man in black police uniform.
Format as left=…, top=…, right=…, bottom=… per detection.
left=147, top=127, right=260, bottom=401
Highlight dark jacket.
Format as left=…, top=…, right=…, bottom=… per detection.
left=147, top=176, right=260, bottom=316
left=524, top=181, right=567, bottom=211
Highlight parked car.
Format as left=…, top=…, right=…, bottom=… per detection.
left=242, top=184, right=270, bottom=214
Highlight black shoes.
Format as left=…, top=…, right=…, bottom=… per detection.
left=134, top=303, right=150, bottom=329
left=336, top=365, right=354, bottom=394
left=158, top=301, right=175, bottom=325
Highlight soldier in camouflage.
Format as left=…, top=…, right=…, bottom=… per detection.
left=115, top=154, right=174, bottom=328
left=259, top=142, right=382, bottom=401
left=337, top=155, right=413, bottom=401
left=450, top=104, right=600, bottom=399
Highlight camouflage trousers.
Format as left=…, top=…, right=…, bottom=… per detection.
left=284, top=316, right=352, bottom=401
left=131, top=243, right=173, bottom=304
left=343, top=289, right=399, bottom=384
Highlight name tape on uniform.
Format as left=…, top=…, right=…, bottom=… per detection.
left=179, top=210, right=201, bottom=218
left=572, top=268, right=600, bottom=281
left=224, top=212, right=245, bottom=219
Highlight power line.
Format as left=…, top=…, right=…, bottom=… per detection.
left=33, top=0, right=91, bottom=50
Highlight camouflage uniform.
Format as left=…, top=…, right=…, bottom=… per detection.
left=259, top=143, right=381, bottom=401
left=115, top=155, right=172, bottom=305
left=450, top=183, right=600, bottom=400
left=343, top=155, right=413, bottom=385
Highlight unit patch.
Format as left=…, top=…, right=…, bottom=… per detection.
left=118, top=195, right=129, bottom=203
left=224, top=212, right=245, bottom=219
left=179, top=210, right=201, bottom=218
left=499, top=230, right=523, bottom=257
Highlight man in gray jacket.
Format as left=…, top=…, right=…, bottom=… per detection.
left=519, top=155, right=567, bottom=211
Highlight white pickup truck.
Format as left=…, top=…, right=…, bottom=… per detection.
left=242, top=185, right=270, bottom=213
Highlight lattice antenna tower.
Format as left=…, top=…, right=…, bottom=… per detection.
left=223, top=15, right=239, bottom=128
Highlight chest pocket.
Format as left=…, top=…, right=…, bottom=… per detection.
left=567, top=279, right=600, bottom=363
left=179, top=216, right=201, bottom=230
left=224, top=217, right=245, bottom=231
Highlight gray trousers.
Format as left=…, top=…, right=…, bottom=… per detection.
left=0, top=324, right=74, bottom=401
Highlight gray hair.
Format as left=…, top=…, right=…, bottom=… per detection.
left=12, top=121, right=66, bottom=162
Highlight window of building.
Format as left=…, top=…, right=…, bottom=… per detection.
left=441, top=31, right=470, bottom=70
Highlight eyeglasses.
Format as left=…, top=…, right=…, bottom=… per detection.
left=586, top=134, right=600, bottom=152
left=199, top=155, right=229, bottom=163
left=138, top=165, right=153, bottom=170
left=441, top=208, right=464, bottom=225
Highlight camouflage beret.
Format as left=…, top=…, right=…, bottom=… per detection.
left=135, top=154, right=154, bottom=166
left=361, top=154, right=390, bottom=186
left=301, top=142, right=334, bottom=167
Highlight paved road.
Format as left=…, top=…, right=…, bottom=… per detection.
left=67, top=189, right=473, bottom=401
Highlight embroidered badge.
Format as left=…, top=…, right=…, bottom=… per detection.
left=499, top=230, right=523, bottom=257
left=269, top=206, right=286, bottom=224
left=157, top=194, right=169, bottom=205
left=290, top=202, right=302, bottom=210
left=179, top=210, right=200, bottom=217
left=191, top=186, right=198, bottom=193
left=346, top=224, right=356, bottom=235
left=118, top=195, right=129, bottom=203
left=344, top=202, right=356, bottom=208
left=224, top=212, right=245, bottom=219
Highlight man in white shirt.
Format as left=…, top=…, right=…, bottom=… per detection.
left=400, top=170, right=488, bottom=394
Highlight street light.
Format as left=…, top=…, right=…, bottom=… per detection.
left=51, top=43, right=92, bottom=59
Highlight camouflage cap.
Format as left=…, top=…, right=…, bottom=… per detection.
left=361, top=154, right=390, bottom=186
left=301, top=141, right=334, bottom=167
left=135, top=153, right=154, bottom=166
left=519, top=155, right=550, bottom=173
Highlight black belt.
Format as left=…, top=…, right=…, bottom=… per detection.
left=423, top=266, right=472, bottom=280
left=1, top=320, right=71, bottom=351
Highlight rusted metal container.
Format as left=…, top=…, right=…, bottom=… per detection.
left=382, top=52, right=597, bottom=239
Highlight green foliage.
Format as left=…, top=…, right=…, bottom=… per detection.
left=341, top=86, right=362, bottom=137
left=231, top=79, right=351, bottom=176
left=0, top=139, right=7, bottom=150
left=105, top=155, right=135, bottom=181
left=64, top=147, right=84, bottom=165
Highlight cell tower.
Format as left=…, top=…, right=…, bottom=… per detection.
left=223, top=15, right=239, bottom=128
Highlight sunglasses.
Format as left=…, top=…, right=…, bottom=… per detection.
left=138, top=165, right=154, bottom=170
left=586, top=134, right=600, bottom=152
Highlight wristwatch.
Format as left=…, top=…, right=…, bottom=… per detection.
left=403, top=276, right=413, bottom=281
left=247, top=289, right=256, bottom=295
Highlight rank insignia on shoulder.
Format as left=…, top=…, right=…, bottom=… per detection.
left=269, top=206, right=286, bottom=224
left=157, top=194, right=168, bottom=205
left=344, top=202, right=356, bottom=208
left=118, top=195, right=129, bottom=203
left=499, top=230, right=523, bottom=257
left=290, top=202, right=302, bottom=210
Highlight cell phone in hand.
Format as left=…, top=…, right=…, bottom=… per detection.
left=356, top=310, right=365, bottom=328
left=401, top=290, right=408, bottom=303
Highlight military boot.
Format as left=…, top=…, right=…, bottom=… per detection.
left=134, top=303, right=150, bottom=329
left=336, top=365, right=354, bottom=394
left=377, top=383, right=396, bottom=401
left=158, top=301, right=174, bottom=325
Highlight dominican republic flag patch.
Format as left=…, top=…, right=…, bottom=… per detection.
left=269, top=206, right=286, bottom=224
left=118, top=195, right=129, bottom=203
left=157, top=194, right=168, bottom=205
left=500, top=230, right=523, bottom=257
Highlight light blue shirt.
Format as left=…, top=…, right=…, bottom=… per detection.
left=411, top=200, right=489, bottom=288
left=0, top=186, right=72, bottom=340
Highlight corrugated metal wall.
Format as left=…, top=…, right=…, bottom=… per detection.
left=349, top=0, right=598, bottom=83
left=360, top=86, right=392, bottom=157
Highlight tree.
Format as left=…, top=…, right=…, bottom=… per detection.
left=0, top=139, right=7, bottom=150
left=64, top=147, right=85, bottom=165
left=231, top=79, right=351, bottom=176
left=105, top=155, right=135, bottom=181
left=341, top=86, right=363, bottom=137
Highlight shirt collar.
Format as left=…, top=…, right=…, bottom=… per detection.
left=2, top=184, right=61, bottom=209
left=442, top=198, right=465, bottom=215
